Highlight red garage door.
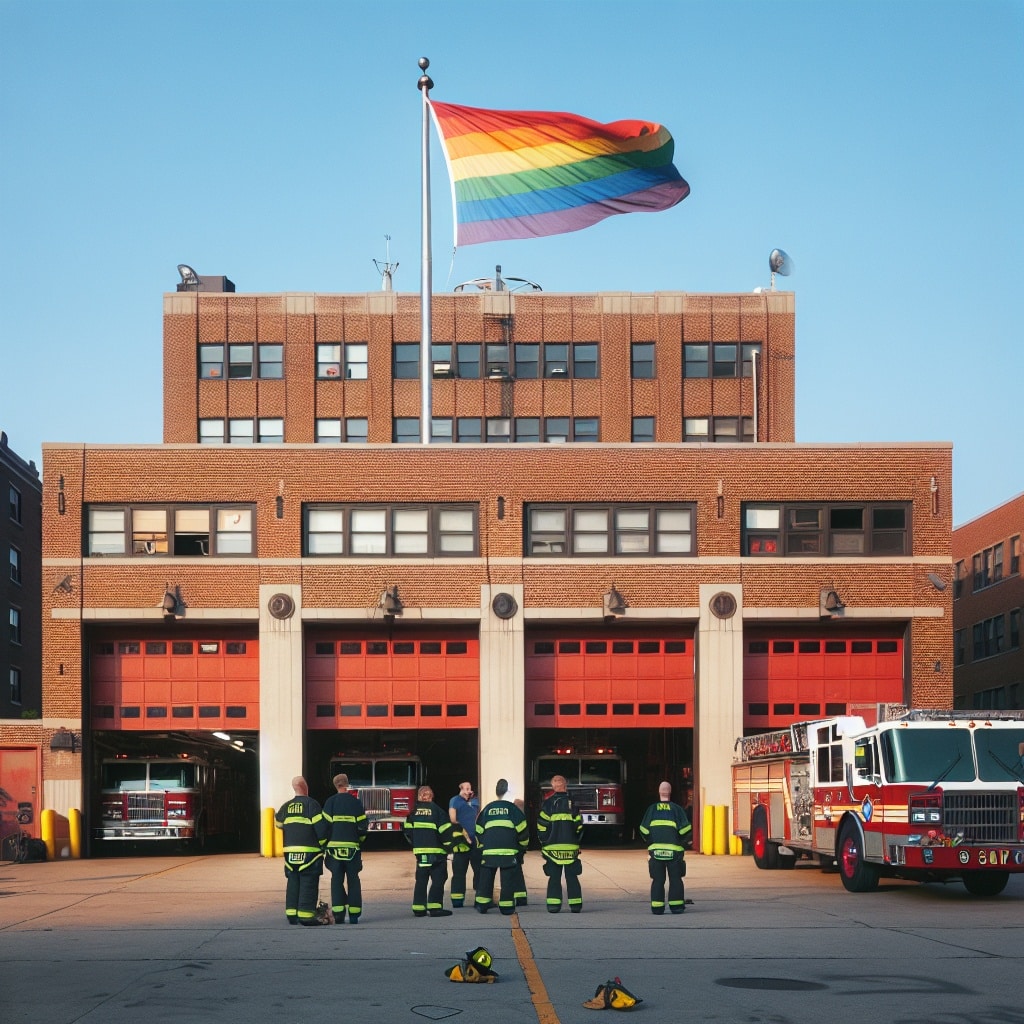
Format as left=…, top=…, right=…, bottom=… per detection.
left=305, top=628, right=479, bottom=729
left=526, top=633, right=695, bottom=728
left=89, top=634, right=260, bottom=731
left=743, top=631, right=904, bottom=729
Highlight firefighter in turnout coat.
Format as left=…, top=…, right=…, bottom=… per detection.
left=537, top=774, right=584, bottom=913
left=474, top=779, right=530, bottom=915
left=274, top=776, right=329, bottom=925
left=403, top=785, right=456, bottom=917
left=638, top=780, right=692, bottom=914
left=321, top=773, right=368, bottom=924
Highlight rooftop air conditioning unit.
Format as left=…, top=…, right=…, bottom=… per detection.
left=487, top=364, right=511, bottom=379
left=432, top=362, right=454, bottom=379
left=550, top=365, right=568, bottom=377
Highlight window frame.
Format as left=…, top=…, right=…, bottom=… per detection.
left=9, top=544, right=21, bottom=584
left=9, top=605, right=21, bottom=644
left=344, top=342, right=368, bottom=380
left=9, top=666, right=21, bottom=705
left=85, top=504, right=256, bottom=557
left=742, top=501, right=911, bottom=557
left=303, top=503, right=479, bottom=557
left=393, top=343, right=420, bottom=380
left=525, top=502, right=696, bottom=558
left=9, top=485, right=22, bottom=523
left=258, top=343, right=284, bottom=379
left=631, top=342, right=655, bottom=379
left=198, top=344, right=225, bottom=380
left=632, top=416, right=655, bottom=442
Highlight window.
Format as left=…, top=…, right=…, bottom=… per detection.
left=318, top=416, right=368, bottom=443
left=346, top=418, right=368, bottom=443
left=456, top=344, right=481, bottom=379
left=198, top=419, right=225, bottom=443
left=431, top=418, right=453, bottom=442
left=954, top=628, right=965, bottom=666
left=316, top=343, right=342, bottom=378
left=9, top=667, right=21, bottom=705
left=315, top=419, right=342, bottom=443
left=393, top=343, right=420, bottom=379
left=393, top=418, right=420, bottom=442
left=514, top=418, right=540, bottom=443
left=304, top=504, right=478, bottom=557
left=486, top=418, right=511, bottom=443
left=485, top=343, right=510, bottom=378
left=544, top=343, right=569, bottom=378
left=712, top=344, right=737, bottom=378
left=258, top=418, right=283, bottom=443
left=198, top=344, right=224, bottom=379
left=741, top=343, right=762, bottom=377
left=573, top=418, right=599, bottom=442
left=526, top=503, right=695, bottom=557
left=953, top=559, right=964, bottom=600
left=684, top=342, right=762, bottom=379
left=545, top=417, right=569, bottom=443
left=86, top=504, right=255, bottom=556
left=258, top=343, right=283, bottom=379
left=573, top=343, right=599, bottom=379
left=972, top=543, right=1007, bottom=591
left=684, top=417, right=753, bottom=443
left=632, top=416, right=655, bottom=442
left=514, top=344, right=539, bottom=379
left=973, top=615, right=1006, bottom=660
left=743, top=502, right=910, bottom=556
left=1011, top=535, right=1021, bottom=576
left=631, top=343, right=655, bottom=379
left=345, top=343, right=368, bottom=380
left=431, top=343, right=453, bottom=378
left=456, top=418, right=482, bottom=443
left=228, top=419, right=254, bottom=444
left=683, top=418, right=708, bottom=442
left=9, top=485, right=21, bottom=522
left=228, top=344, right=253, bottom=379
left=9, top=607, right=20, bottom=644
left=9, top=545, right=20, bottom=584
left=993, top=543, right=1004, bottom=584
left=1009, top=608, right=1020, bottom=650
left=683, top=344, right=709, bottom=378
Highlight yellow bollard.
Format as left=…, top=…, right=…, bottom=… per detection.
left=730, top=833, right=743, bottom=856
left=261, top=807, right=277, bottom=857
left=701, top=805, right=714, bottom=855
left=712, top=805, right=728, bottom=855
left=69, top=808, right=82, bottom=859
left=40, top=808, right=57, bottom=862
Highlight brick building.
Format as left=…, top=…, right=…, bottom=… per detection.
left=1, top=431, right=43, bottom=858
left=35, top=281, right=954, bottom=855
left=952, top=492, right=1023, bottom=710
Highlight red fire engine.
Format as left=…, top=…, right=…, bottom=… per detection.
left=732, top=707, right=1024, bottom=897
left=95, top=755, right=242, bottom=848
left=329, top=752, right=423, bottom=832
left=531, top=746, right=627, bottom=841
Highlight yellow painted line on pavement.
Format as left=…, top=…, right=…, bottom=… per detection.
left=512, top=912, right=561, bottom=1024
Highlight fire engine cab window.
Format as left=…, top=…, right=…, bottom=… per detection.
left=975, top=727, right=1024, bottom=782
left=884, top=729, right=976, bottom=784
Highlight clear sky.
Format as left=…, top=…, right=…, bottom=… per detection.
left=1, top=0, right=1020, bottom=527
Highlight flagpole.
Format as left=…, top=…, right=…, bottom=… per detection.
left=417, top=58, right=434, bottom=446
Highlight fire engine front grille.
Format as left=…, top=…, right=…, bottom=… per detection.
left=126, top=794, right=165, bottom=822
left=359, top=787, right=391, bottom=818
left=568, top=786, right=599, bottom=811
left=943, top=792, right=1017, bottom=844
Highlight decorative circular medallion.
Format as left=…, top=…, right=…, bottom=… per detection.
left=268, top=593, right=295, bottom=620
left=710, top=592, right=737, bottom=619
left=491, top=593, right=519, bottom=619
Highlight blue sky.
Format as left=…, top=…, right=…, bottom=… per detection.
left=1, top=0, right=1020, bottom=527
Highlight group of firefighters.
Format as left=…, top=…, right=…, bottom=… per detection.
left=274, top=774, right=692, bottom=926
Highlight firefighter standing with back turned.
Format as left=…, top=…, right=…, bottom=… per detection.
left=474, top=778, right=529, bottom=914
left=274, top=776, right=329, bottom=926
left=537, top=774, right=584, bottom=913
left=321, top=773, right=368, bottom=924
left=638, top=779, right=692, bottom=914
left=404, top=785, right=456, bottom=917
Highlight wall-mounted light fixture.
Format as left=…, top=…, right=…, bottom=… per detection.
left=927, top=572, right=947, bottom=592
left=50, top=728, right=80, bottom=753
left=162, top=585, right=185, bottom=620
left=603, top=585, right=629, bottom=620
left=380, top=586, right=404, bottom=619
left=819, top=588, right=845, bottom=619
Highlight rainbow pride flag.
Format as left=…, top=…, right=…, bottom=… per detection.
left=430, top=101, right=689, bottom=246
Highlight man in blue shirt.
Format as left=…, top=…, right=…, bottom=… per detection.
left=447, top=780, right=480, bottom=908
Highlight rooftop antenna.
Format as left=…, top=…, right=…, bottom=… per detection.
left=373, top=235, right=399, bottom=292
left=768, top=248, right=794, bottom=291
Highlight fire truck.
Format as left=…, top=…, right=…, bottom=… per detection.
left=531, top=746, right=627, bottom=841
left=732, top=707, right=1024, bottom=896
left=328, top=752, right=424, bottom=832
left=95, top=755, right=242, bottom=848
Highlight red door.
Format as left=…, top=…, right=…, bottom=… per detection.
left=0, top=746, right=41, bottom=846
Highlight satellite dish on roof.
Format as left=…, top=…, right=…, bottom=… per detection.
left=768, top=249, right=793, bottom=290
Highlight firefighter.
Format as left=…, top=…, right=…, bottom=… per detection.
left=447, top=780, right=480, bottom=908
left=403, top=785, right=456, bottom=917
left=537, top=774, right=584, bottom=913
left=474, top=779, right=529, bottom=914
left=321, top=772, right=368, bottom=924
left=274, top=776, right=328, bottom=926
left=638, top=780, right=692, bottom=915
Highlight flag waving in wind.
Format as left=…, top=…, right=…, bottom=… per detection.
left=429, top=101, right=690, bottom=246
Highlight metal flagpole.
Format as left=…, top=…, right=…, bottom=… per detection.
left=417, top=58, right=434, bottom=445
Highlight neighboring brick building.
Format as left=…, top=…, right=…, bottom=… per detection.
left=1, top=431, right=43, bottom=856
left=37, top=282, right=954, bottom=856
left=952, top=492, right=1023, bottom=710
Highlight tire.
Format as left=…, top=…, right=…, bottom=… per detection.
left=777, top=850, right=797, bottom=869
left=961, top=871, right=1009, bottom=898
left=750, top=808, right=779, bottom=870
left=837, top=820, right=880, bottom=893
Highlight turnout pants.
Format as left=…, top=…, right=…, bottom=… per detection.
left=649, top=853, right=685, bottom=913
left=284, top=853, right=324, bottom=923
left=450, top=846, right=481, bottom=907
left=326, top=850, right=362, bottom=921
left=475, top=861, right=518, bottom=914
left=412, top=855, right=448, bottom=915
left=543, top=854, right=582, bottom=912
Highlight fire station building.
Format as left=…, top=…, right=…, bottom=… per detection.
left=36, top=281, right=953, bottom=853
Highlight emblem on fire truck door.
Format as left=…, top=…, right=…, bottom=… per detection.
left=861, top=796, right=873, bottom=822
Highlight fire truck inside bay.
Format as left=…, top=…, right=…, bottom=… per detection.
left=328, top=752, right=423, bottom=833
left=531, top=746, right=627, bottom=842
left=732, top=707, right=1024, bottom=897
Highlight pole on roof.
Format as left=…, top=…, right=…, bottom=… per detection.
left=417, top=58, right=434, bottom=445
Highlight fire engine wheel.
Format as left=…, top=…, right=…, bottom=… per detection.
left=961, top=871, right=1009, bottom=898
left=750, top=809, right=779, bottom=870
left=837, top=821, right=880, bottom=893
